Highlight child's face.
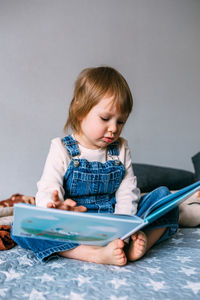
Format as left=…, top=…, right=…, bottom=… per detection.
left=77, top=95, right=127, bottom=149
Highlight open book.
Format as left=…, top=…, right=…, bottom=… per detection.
left=13, top=181, right=200, bottom=246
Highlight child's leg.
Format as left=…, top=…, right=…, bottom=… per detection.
left=58, top=239, right=127, bottom=266
left=126, top=227, right=166, bottom=261
left=11, top=229, right=127, bottom=265
left=128, top=186, right=179, bottom=261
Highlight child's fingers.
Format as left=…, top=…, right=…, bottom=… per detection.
left=63, top=198, right=77, bottom=208
left=62, top=199, right=87, bottom=212
left=73, top=205, right=87, bottom=212
left=47, top=202, right=56, bottom=208
left=52, top=190, right=59, bottom=201
left=52, top=190, right=62, bottom=206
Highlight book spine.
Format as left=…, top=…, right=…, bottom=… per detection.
left=120, top=221, right=149, bottom=240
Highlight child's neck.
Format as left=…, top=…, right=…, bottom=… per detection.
left=73, top=133, right=103, bottom=150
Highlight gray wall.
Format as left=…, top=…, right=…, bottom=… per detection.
left=1, top=0, right=200, bottom=198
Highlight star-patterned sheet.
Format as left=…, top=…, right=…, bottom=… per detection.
left=0, top=228, right=200, bottom=300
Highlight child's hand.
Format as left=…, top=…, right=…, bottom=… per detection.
left=47, top=190, right=87, bottom=212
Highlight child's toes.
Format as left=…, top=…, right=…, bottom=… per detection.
left=131, top=233, right=137, bottom=241
left=119, top=259, right=126, bottom=266
left=138, top=239, right=146, bottom=247
left=118, top=254, right=127, bottom=265
left=127, top=231, right=147, bottom=261
left=137, top=231, right=147, bottom=240
left=114, top=248, right=123, bottom=256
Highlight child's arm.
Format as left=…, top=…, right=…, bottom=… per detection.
left=47, top=190, right=87, bottom=212
left=114, top=139, right=140, bottom=215
left=36, top=138, right=86, bottom=209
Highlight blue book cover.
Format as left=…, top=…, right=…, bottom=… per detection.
left=13, top=181, right=200, bottom=245
left=13, top=204, right=144, bottom=246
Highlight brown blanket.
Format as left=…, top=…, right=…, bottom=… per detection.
left=0, top=193, right=35, bottom=207
left=0, top=194, right=35, bottom=251
left=0, top=225, right=16, bottom=250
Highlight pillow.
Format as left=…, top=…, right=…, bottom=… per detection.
left=192, top=152, right=200, bottom=180
left=133, top=163, right=195, bottom=193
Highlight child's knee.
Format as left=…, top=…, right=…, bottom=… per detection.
left=155, top=186, right=170, bottom=198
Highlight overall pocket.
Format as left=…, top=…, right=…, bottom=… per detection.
left=70, top=169, right=123, bottom=196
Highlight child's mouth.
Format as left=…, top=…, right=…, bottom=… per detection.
left=103, top=137, right=114, bottom=143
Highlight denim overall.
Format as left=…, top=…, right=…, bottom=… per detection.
left=62, top=135, right=126, bottom=213
left=11, top=135, right=179, bottom=261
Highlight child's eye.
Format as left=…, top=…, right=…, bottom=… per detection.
left=100, top=117, right=109, bottom=121
left=117, top=120, right=125, bottom=125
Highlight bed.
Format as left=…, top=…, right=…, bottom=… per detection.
left=1, top=155, right=200, bottom=299
left=0, top=227, right=200, bottom=299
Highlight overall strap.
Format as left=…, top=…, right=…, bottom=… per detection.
left=62, top=135, right=80, bottom=157
left=107, top=140, right=119, bottom=156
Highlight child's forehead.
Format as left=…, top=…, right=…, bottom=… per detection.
left=95, top=96, right=119, bottom=110
left=94, top=96, right=126, bottom=117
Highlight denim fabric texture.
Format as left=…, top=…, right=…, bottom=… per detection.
left=11, top=135, right=179, bottom=261
left=62, top=135, right=126, bottom=213
left=137, top=187, right=179, bottom=244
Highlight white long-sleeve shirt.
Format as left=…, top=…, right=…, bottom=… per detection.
left=35, top=137, right=140, bottom=215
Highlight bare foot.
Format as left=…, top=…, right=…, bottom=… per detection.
left=127, top=231, right=147, bottom=261
left=96, top=239, right=127, bottom=266
left=59, top=239, right=127, bottom=266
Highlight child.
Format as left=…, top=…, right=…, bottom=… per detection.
left=11, top=66, right=179, bottom=265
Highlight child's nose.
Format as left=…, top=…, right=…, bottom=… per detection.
left=109, top=122, right=118, bottom=133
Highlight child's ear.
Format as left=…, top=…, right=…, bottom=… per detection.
left=72, top=99, right=81, bottom=119
left=72, top=98, right=87, bottom=121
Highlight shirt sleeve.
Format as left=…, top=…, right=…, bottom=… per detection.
left=35, top=138, right=70, bottom=208
left=114, top=139, right=141, bottom=215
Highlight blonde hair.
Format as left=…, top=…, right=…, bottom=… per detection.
left=64, top=66, right=133, bottom=133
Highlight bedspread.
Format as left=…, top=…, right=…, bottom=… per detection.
left=0, top=228, right=200, bottom=299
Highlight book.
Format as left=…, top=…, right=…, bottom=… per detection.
left=13, top=181, right=200, bottom=246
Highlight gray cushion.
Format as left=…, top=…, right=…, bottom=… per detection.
left=133, top=163, right=195, bottom=193
left=192, top=152, right=200, bottom=180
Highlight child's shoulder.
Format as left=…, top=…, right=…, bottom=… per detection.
left=49, top=137, right=69, bottom=155
left=50, top=137, right=63, bottom=146
left=48, top=137, right=73, bottom=163
left=118, top=137, right=129, bottom=149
